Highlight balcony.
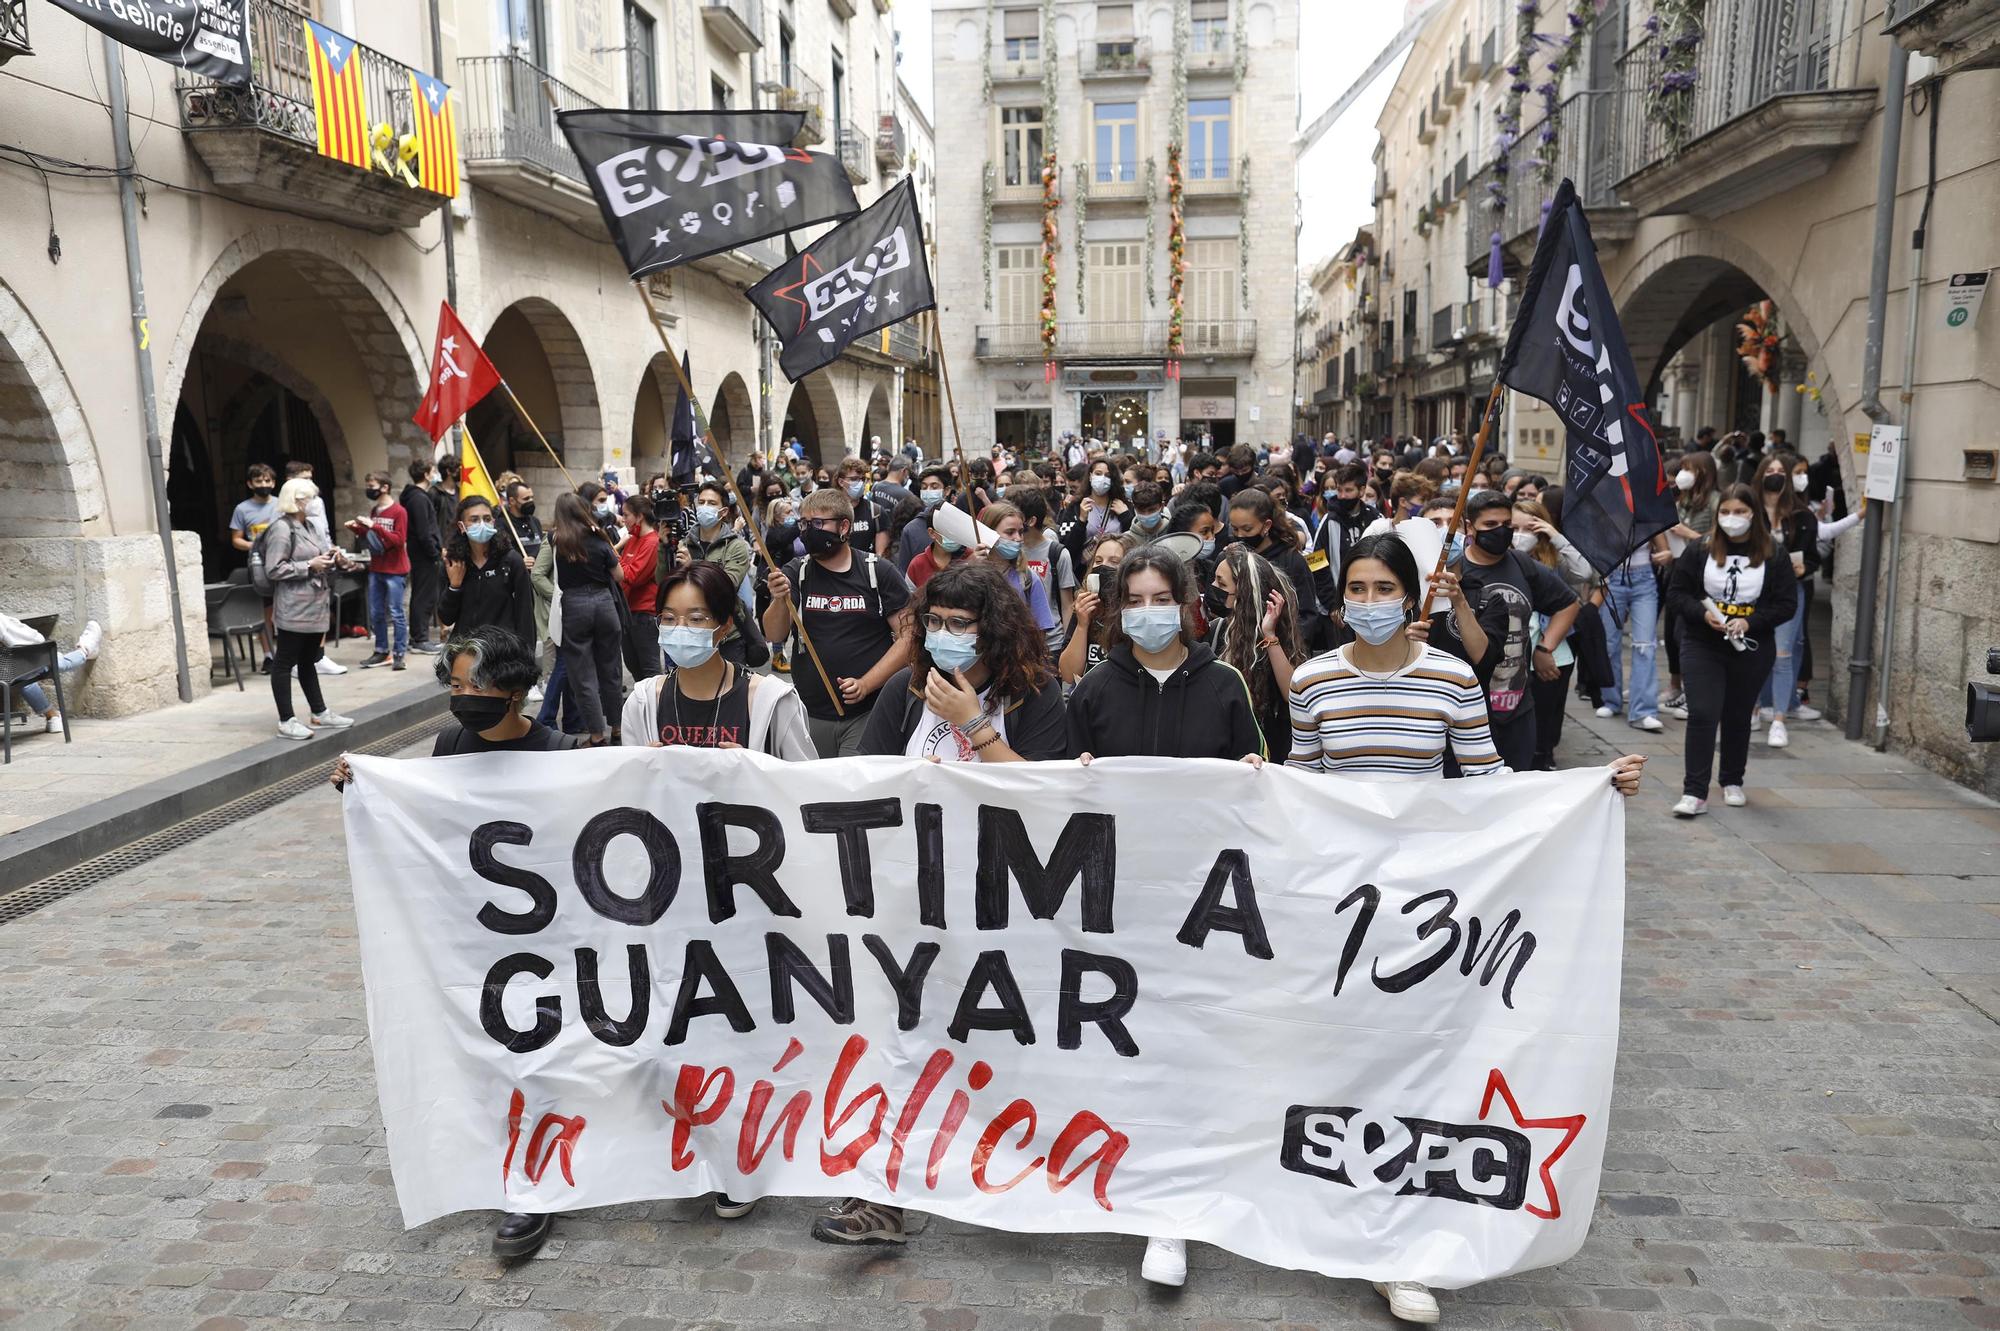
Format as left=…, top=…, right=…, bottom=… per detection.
left=772, top=67, right=825, bottom=146
left=1184, top=319, right=1257, bottom=357
left=1087, top=165, right=1143, bottom=200
left=459, top=55, right=604, bottom=225
left=875, top=114, right=906, bottom=170
left=1432, top=83, right=1451, bottom=124
left=1417, top=109, right=1435, bottom=144
left=1062, top=319, right=1167, bottom=357
left=693, top=232, right=787, bottom=289
left=888, top=319, right=932, bottom=366
left=1183, top=163, right=1241, bottom=197
left=1431, top=306, right=1456, bottom=349
left=1, top=0, right=29, bottom=66
left=1886, top=0, right=2000, bottom=74
left=1083, top=40, right=1149, bottom=78
left=1462, top=31, right=1492, bottom=79
left=1189, top=22, right=1232, bottom=70
left=836, top=120, right=871, bottom=184
left=1610, top=0, right=1871, bottom=218
left=1444, top=60, right=1463, bottom=106
left=991, top=43, right=1042, bottom=84
left=975, top=324, right=1045, bottom=360
left=175, top=0, right=448, bottom=231
left=828, top=0, right=857, bottom=19
left=1463, top=90, right=1637, bottom=279
left=701, top=0, right=762, bottom=53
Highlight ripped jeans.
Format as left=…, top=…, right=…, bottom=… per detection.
left=1598, top=563, right=1660, bottom=723
left=1758, top=589, right=1808, bottom=716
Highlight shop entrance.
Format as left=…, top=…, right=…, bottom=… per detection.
left=994, top=408, right=1051, bottom=453
left=1080, top=391, right=1149, bottom=444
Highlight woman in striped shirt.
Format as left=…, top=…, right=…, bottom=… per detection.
left=1286, top=533, right=1644, bottom=1326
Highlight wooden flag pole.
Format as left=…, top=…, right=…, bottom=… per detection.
left=929, top=310, right=976, bottom=514
left=631, top=279, right=846, bottom=717
left=458, top=419, right=531, bottom=558
left=1418, top=378, right=1508, bottom=618
left=498, top=381, right=581, bottom=494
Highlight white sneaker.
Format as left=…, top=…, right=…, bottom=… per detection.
left=43, top=714, right=63, bottom=735
left=1593, top=704, right=1617, bottom=719
left=75, top=620, right=103, bottom=660
left=526, top=685, right=545, bottom=703
left=1767, top=717, right=1789, bottom=748
left=1141, top=1236, right=1187, bottom=1287
left=1750, top=707, right=1767, bottom=732
left=1374, top=1280, right=1441, bottom=1324
left=1723, top=785, right=1747, bottom=806
left=312, top=711, right=355, bottom=729
left=1672, top=794, right=1707, bottom=818
left=1631, top=715, right=1664, bottom=733
left=314, top=657, right=348, bottom=676
left=1793, top=704, right=1823, bottom=721
left=276, top=717, right=315, bottom=741
left=1663, top=701, right=1690, bottom=721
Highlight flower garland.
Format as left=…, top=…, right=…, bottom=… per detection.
left=1232, top=0, right=1248, bottom=86
left=1041, top=148, right=1060, bottom=366
left=1645, top=0, right=1705, bottom=159
left=981, top=162, right=995, bottom=308
left=1166, top=140, right=1186, bottom=375
left=1073, top=161, right=1089, bottom=315
left=1237, top=153, right=1251, bottom=308
left=1487, top=1, right=1540, bottom=286
left=1734, top=300, right=1782, bottom=393
left=981, top=4, right=993, bottom=103
left=1536, top=1, right=1598, bottom=187
left=1144, top=157, right=1158, bottom=306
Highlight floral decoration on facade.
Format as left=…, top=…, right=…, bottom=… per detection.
left=1041, top=148, right=1060, bottom=367
left=1644, top=0, right=1704, bottom=158
left=1166, top=140, right=1186, bottom=376
left=1145, top=156, right=1158, bottom=306
left=981, top=162, right=995, bottom=307
left=1232, top=0, right=1249, bottom=86
left=1734, top=300, right=1783, bottom=393
left=1795, top=369, right=1824, bottom=407
left=1238, top=153, right=1252, bottom=308
left=1073, top=161, right=1089, bottom=315
left=1487, top=0, right=1541, bottom=286
left=1536, top=0, right=1599, bottom=187
left=981, top=4, right=993, bottom=103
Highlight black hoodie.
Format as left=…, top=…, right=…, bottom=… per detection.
left=1065, top=640, right=1266, bottom=760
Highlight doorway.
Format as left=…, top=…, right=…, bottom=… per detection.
left=994, top=409, right=1051, bottom=452
left=1080, top=391, right=1148, bottom=444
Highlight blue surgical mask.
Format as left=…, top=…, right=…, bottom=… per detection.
left=921, top=488, right=945, bottom=507
left=659, top=625, right=718, bottom=670
left=1089, top=474, right=1112, bottom=496
left=695, top=504, right=723, bottom=529
left=1447, top=534, right=1466, bottom=564
left=936, top=535, right=964, bottom=555
left=994, top=538, right=1022, bottom=561
left=465, top=521, right=496, bottom=544
left=1135, top=511, right=1165, bottom=530
left=1121, top=606, right=1183, bottom=652
left=925, top=628, right=979, bottom=675
left=1344, top=598, right=1409, bottom=646
left=1197, top=537, right=1216, bottom=560
left=846, top=481, right=865, bottom=499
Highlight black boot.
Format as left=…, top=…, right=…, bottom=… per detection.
left=492, top=1211, right=553, bottom=1259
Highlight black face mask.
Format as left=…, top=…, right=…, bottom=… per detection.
left=252, top=485, right=274, bottom=497
left=365, top=488, right=382, bottom=501
left=1472, top=524, right=1513, bottom=556
left=516, top=500, right=536, bottom=518
left=1333, top=496, right=1358, bottom=515
left=1202, top=585, right=1230, bottom=619
left=449, top=694, right=513, bottom=733
left=801, top=525, right=844, bottom=557
left=1760, top=473, right=1785, bottom=493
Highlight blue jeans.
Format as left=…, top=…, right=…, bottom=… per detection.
left=368, top=572, right=408, bottom=657
left=1758, top=590, right=1808, bottom=715
left=19, top=646, right=85, bottom=713
left=534, top=652, right=584, bottom=734
left=1599, top=563, right=1660, bottom=723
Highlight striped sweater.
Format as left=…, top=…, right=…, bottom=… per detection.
left=1286, top=644, right=1506, bottom=778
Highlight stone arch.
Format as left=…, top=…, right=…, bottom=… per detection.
left=780, top=374, right=845, bottom=466
left=709, top=371, right=757, bottom=465
left=0, top=279, right=109, bottom=538
left=470, top=297, right=604, bottom=478
left=861, top=383, right=893, bottom=457
left=199, top=334, right=354, bottom=491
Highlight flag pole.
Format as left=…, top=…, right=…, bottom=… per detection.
left=631, top=278, right=847, bottom=717
left=459, top=420, right=530, bottom=556
left=929, top=310, right=976, bottom=514
left=498, top=381, right=581, bottom=493
left=1418, top=379, right=1507, bottom=618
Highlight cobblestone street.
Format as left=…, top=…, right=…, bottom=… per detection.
left=1, top=705, right=1998, bottom=1331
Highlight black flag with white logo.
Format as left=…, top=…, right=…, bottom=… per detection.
left=747, top=177, right=936, bottom=382
left=1499, top=178, right=1679, bottom=577
left=49, top=0, right=249, bottom=86
left=557, top=109, right=860, bottom=278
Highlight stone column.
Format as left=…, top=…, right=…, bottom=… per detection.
left=1672, top=352, right=1701, bottom=438
left=1696, top=321, right=1735, bottom=435
left=1776, top=345, right=1807, bottom=444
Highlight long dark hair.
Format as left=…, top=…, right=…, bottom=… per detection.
left=1104, top=547, right=1197, bottom=653
left=1229, top=487, right=1302, bottom=552
left=1214, top=546, right=1304, bottom=722
left=912, top=560, right=1053, bottom=700
left=551, top=491, right=608, bottom=564
left=1711, top=483, right=1773, bottom=567
left=659, top=558, right=739, bottom=624
left=444, top=492, right=511, bottom=567
left=1339, top=532, right=1423, bottom=616
left=1755, top=450, right=1805, bottom=525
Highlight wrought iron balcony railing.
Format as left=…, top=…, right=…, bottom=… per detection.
left=875, top=114, right=905, bottom=169
left=700, top=0, right=762, bottom=54
left=837, top=120, right=871, bottom=184
left=1463, top=90, right=1624, bottom=270
left=773, top=66, right=825, bottom=145
left=459, top=54, right=597, bottom=184
left=1184, top=318, right=1256, bottom=357
left=0, top=0, right=30, bottom=65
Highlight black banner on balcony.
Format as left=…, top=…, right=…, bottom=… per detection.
left=746, top=176, right=935, bottom=382
left=48, top=0, right=249, bottom=87
left=1498, top=177, right=1678, bottom=578
left=557, top=109, right=859, bottom=279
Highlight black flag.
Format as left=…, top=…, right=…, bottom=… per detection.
left=49, top=0, right=250, bottom=87
left=1499, top=178, right=1679, bottom=577
left=669, top=352, right=700, bottom=487
left=557, top=110, right=860, bottom=278
left=748, top=177, right=936, bottom=382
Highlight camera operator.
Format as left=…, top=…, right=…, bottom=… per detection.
left=670, top=479, right=754, bottom=593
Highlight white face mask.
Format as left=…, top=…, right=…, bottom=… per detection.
left=1512, top=531, right=1538, bottom=553
left=1674, top=470, right=1696, bottom=492
left=1792, top=473, right=1808, bottom=493
left=1717, top=513, right=1753, bottom=539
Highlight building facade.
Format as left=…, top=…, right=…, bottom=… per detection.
left=0, top=0, right=932, bottom=719
left=1297, top=228, right=1378, bottom=443
left=1337, top=0, right=2000, bottom=795
left=931, top=0, right=1299, bottom=456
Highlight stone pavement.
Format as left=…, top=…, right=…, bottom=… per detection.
left=0, top=636, right=433, bottom=840
left=1, top=698, right=1998, bottom=1330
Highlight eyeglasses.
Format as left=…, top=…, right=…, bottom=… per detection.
left=922, top=613, right=980, bottom=634
left=658, top=611, right=719, bottom=628
left=802, top=517, right=845, bottom=531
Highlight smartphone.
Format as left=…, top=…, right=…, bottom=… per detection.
left=1086, top=571, right=1100, bottom=596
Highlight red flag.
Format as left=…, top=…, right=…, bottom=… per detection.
left=414, top=302, right=502, bottom=443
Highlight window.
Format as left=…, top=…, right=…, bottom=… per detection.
left=712, top=77, right=733, bottom=110
left=1093, top=101, right=1137, bottom=183
left=1188, top=98, right=1231, bottom=180
left=1095, top=2, right=1135, bottom=65
left=1191, top=0, right=1228, bottom=53
left=778, top=20, right=794, bottom=86
left=1087, top=242, right=1143, bottom=323
left=625, top=2, right=656, bottom=110
left=831, top=53, right=845, bottom=130
left=1186, top=239, right=1238, bottom=339
left=996, top=245, right=1039, bottom=323
left=1003, top=7, right=1039, bottom=61
left=1001, top=106, right=1044, bottom=187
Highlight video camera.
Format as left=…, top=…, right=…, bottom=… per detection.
left=1969, top=647, right=2000, bottom=743
left=648, top=482, right=701, bottom=555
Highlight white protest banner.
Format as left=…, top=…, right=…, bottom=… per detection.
left=342, top=748, right=1624, bottom=1289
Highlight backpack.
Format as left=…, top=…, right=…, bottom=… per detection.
left=247, top=522, right=284, bottom=596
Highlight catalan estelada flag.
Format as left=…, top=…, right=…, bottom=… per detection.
left=304, top=18, right=369, bottom=170
left=407, top=70, right=460, bottom=198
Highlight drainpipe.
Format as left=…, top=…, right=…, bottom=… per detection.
left=103, top=37, right=193, bottom=705
left=428, top=0, right=461, bottom=466
left=1842, top=40, right=1908, bottom=741
left=1872, top=73, right=1940, bottom=750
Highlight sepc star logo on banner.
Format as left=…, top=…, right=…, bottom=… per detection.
left=1478, top=1068, right=1586, bottom=1220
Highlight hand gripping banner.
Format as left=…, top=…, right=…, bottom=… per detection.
left=342, top=748, right=1624, bottom=1289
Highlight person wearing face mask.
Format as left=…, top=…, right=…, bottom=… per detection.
left=1432, top=491, right=1581, bottom=775
left=835, top=458, right=891, bottom=556
left=1008, top=487, right=1077, bottom=646
left=1060, top=533, right=1140, bottom=684
left=672, top=482, right=753, bottom=588
left=1064, top=547, right=1265, bottom=768
left=439, top=494, right=535, bottom=647
left=1163, top=498, right=1224, bottom=593
left=1126, top=481, right=1171, bottom=541
left=622, top=561, right=815, bottom=760
left=1207, top=546, right=1306, bottom=759
left=230, top=463, right=283, bottom=665
left=400, top=459, right=446, bottom=655
left=1056, top=459, right=1132, bottom=572
left=1751, top=452, right=1819, bottom=747
left=894, top=465, right=956, bottom=572
left=328, top=625, right=586, bottom=1262
left=1647, top=450, right=1722, bottom=720
left=974, top=501, right=1059, bottom=647
left=904, top=505, right=966, bottom=589
left=1307, top=463, right=1384, bottom=629
left=348, top=470, right=411, bottom=671
left=1224, top=490, right=1322, bottom=643
left=1664, top=485, right=1797, bottom=816
left=762, top=488, right=916, bottom=757
left=614, top=495, right=663, bottom=682
left=550, top=490, right=626, bottom=746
